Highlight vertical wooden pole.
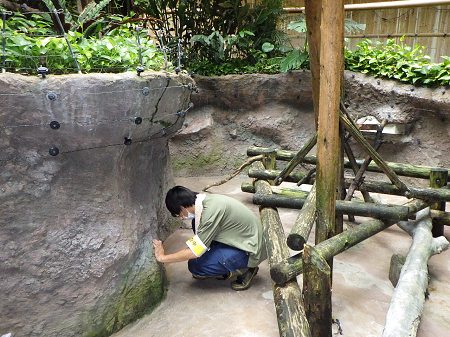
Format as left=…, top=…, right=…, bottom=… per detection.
left=306, top=0, right=344, bottom=336
left=315, top=0, right=344, bottom=245
left=304, top=0, right=321, bottom=125
left=429, top=168, right=448, bottom=237
left=303, top=245, right=332, bottom=337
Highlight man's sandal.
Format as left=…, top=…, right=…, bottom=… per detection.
left=230, top=267, right=259, bottom=291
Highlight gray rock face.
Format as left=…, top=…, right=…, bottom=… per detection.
left=171, top=71, right=450, bottom=183
left=0, top=71, right=194, bottom=337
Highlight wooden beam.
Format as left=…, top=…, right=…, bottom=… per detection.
left=252, top=194, right=412, bottom=222
left=287, top=182, right=317, bottom=251
left=275, top=132, right=317, bottom=186
left=270, top=198, right=430, bottom=284
left=247, top=146, right=450, bottom=181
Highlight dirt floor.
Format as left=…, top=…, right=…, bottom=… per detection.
left=111, top=175, right=450, bottom=337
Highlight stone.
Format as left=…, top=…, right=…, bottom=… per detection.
left=0, top=71, right=194, bottom=337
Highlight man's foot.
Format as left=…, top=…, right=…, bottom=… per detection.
left=230, top=267, right=259, bottom=291
left=192, top=274, right=228, bottom=280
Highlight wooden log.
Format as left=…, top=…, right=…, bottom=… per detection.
left=247, top=169, right=450, bottom=202
left=429, top=168, right=448, bottom=237
left=339, top=108, right=410, bottom=194
left=253, top=161, right=311, bottom=337
left=270, top=199, right=430, bottom=284
left=287, top=182, right=317, bottom=251
left=275, top=132, right=318, bottom=186
left=342, top=138, right=372, bottom=203
left=302, top=245, right=332, bottom=337
left=430, top=209, right=450, bottom=226
left=253, top=194, right=411, bottom=221
left=249, top=169, right=307, bottom=184
left=244, top=180, right=450, bottom=225
left=343, top=119, right=386, bottom=202
left=382, top=208, right=450, bottom=337
left=247, top=146, right=450, bottom=181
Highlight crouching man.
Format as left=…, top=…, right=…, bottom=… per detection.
left=153, top=185, right=267, bottom=291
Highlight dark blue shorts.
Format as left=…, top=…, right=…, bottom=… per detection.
left=188, top=241, right=249, bottom=277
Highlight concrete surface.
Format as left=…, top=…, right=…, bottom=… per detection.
left=111, top=175, right=450, bottom=337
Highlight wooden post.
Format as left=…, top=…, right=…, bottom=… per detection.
left=262, top=149, right=277, bottom=171
left=429, top=168, right=448, bottom=237
left=308, top=0, right=344, bottom=335
left=253, top=161, right=311, bottom=337
left=304, top=0, right=321, bottom=124
left=303, top=245, right=332, bottom=337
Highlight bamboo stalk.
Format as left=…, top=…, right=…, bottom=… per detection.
left=284, top=0, right=450, bottom=13
left=346, top=33, right=450, bottom=39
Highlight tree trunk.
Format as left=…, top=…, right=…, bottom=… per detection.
left=383, top=208, right=449, bottom=337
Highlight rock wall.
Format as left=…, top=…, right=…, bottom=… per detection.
left=170, top=71, right=450, bottom=187
left=0, top=71, right=194, bottom=337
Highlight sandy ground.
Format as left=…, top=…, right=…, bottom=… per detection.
left=111, top=176, right=450, bottom=337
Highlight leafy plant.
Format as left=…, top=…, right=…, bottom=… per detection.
left=42, top=0, right=115, bottom=37
left=279, top=16, right=366, bottom=72
left=137, top=0, right=286, bottom=73
left=1, top=16, right=164, bottom=74
left=345, top=38, right=450, bottom=87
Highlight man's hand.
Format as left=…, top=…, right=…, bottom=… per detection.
left=152, top=239, right=165, bottom=262
left=152, top=239, right=197, bottom=263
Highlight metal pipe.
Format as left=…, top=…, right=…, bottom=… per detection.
left=53, top=9, right=82, bottom=74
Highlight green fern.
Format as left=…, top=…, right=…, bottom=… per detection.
left=78, top=0, right=111, bottom=25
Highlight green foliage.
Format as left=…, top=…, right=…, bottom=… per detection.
left=136, top=0, right=287, bottom=73
left=279, top=16, right=366, bottom=73
left=42, top=0, right=113, bottom=37
left=345, top=38, right=450, bottom=87
left=1, top=14, right=164, bottom=74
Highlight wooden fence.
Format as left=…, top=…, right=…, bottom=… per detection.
left=280, top=0, right=450, bottom=62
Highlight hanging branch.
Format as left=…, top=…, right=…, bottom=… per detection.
left=202, top=155, right=263, bottom=191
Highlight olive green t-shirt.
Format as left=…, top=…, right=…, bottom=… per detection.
left=196, top=194, right=267, bottom=268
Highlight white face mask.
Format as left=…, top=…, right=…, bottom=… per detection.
left=182, top=211, right=195, bottom=220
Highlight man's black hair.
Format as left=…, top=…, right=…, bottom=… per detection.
left=165, top=186, right=198, bottom=217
